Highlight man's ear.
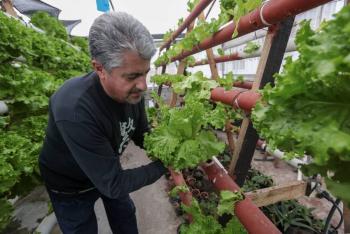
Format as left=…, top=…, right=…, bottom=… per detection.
left=92, top=60, right=106, bottom=81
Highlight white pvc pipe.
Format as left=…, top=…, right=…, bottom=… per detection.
left=35, top=213, right=57, bottom=234
left=268, top=147, right=307, bottom=168
left=0, top=101, right=8, bottom=114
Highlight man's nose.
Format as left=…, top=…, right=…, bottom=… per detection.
left=136, top=76, right=147, bottom=92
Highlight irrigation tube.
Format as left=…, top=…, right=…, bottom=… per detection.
left=257, top=140, right=309, bottom=169
left=167, top=0, right=332, bottom=63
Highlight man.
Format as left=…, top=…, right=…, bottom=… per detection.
left=39, top=12, right=167, bottom=234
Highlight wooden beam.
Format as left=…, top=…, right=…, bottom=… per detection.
left=198, top=13, right=219, bottom=80
left=245, top=181, right=307, bottom=207
left=229, top=17, right=295, bottom=186
left=0, top=0, right=17, bottom=17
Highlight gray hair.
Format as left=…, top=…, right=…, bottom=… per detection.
left=89, top=12, right=156, bottom=72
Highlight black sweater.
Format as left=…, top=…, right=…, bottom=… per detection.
left=39, top=72, right=167, bottom=198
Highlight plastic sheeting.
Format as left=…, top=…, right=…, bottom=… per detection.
left=13, top=0, right=61, bottom=18
left=61, top=19, right=82, bottom=34
left=12, top=0, right=82, bottom=35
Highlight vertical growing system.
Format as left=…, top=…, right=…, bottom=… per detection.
left=146, top=0, right=350, bottom=233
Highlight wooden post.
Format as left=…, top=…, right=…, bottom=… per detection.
left=228, top=17, right=295, bottom=186
left=198, top=13, right=219, bottom=80
left=157, top=61, right=168, bottom=97
left=0, top=0, right=17, bottom=17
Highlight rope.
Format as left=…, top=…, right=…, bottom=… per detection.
left=231, top=90, right=249, bottom=109
left=259, top=1, right=273, bottom=26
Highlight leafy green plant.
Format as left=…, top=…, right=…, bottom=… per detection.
left=162, top=28, right=174, bottom=42
left=169, top=185, right=190, bottom=197
left=262, top=200, right=324, bottom=233
left=252, top=6, right=350, bottom=203
left=30, top=11, right=68, bottom=41
left=228, top=0, right=262, bottom=37
left=151, top=74, right=185, bottom=86
left=70, top=36, right=89, bottom=56
left=243, top=41, right=260, bottom=54
left=217, top=72, right=244, bottom=90
left=0, top=199, right=13, bottom=231
left=178, top=190, right=246, bottom=234
left=145, top=72, right=238, bottom=170
left=241, top=170, right=323, bottom=233
left=187, top=0, right=200, bottom=12
left=217, top=48, right=225, bottom=56
left=242, top=168, right=274, bottom=192
left=217, top=190, right=243, bottom=216
left=0, top=11, right=90, bottom=231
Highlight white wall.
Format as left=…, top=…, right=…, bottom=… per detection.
left=221, top=0, right=345, bottom=79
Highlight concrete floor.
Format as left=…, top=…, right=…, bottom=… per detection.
left=51, top=142, right=181, bottom=234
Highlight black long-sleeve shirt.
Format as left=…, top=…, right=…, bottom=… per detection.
left=39, top=71, right=167, bottom=198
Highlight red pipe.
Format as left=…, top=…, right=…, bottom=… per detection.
left=190, top=53, right=241, bottom=66
left=159, top=0, right=213, bottom=51
left=169, top=168, right=193, bottom=206
left=169, top=168, right=194, bottom=222
left=201, top=160, right=281, bottom=234
left=233, top=81, right=253, bottom=89
left=169, top=0, right=331, bottom=62
left=210, top=87, right=260, bottom=112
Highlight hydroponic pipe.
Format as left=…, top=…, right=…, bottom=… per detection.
left=210, top=87, right=261, bottom=112
left=233, top=81, right=253, bottom=89
left=159, top=0, right=213, bottom=51
left=169, top=0, right=331, bottom=62
left=169, top=168, right=194, bottom=222
left=192, top=53, right=241, bottom=66
left=169, top=168, right=193, bottom=206
left=201, top=159, right=281, bottom=234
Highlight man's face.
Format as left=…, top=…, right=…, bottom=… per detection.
left=94, top=51, right=150, bottom=104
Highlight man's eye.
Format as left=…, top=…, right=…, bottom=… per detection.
left=127, top=75, right=138, bottom=80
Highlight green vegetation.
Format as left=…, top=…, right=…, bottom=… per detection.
left=0, top=11, right=90, bottom=231
left=252, top=6, right=350, bottom=204
left=145, top=72, right=239, bottom=170
left=170, top=187, right=246, bottom=234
